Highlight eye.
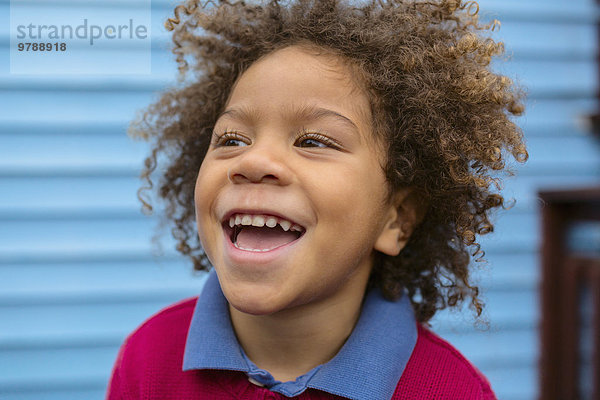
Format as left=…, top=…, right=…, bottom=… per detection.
left=294, top=129, right=341, bottom=150
left=213, top=131, right=250, bottom=147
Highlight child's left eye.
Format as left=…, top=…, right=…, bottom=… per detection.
left=294, top=131, right=340, bottom=149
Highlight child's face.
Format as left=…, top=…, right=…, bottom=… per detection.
left=195, top=45, right=401, bottom=316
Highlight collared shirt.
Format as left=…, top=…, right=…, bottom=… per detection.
left=183, top=270, right=417, bottom=400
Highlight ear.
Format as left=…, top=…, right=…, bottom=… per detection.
left=374, top=188, right=427, bottom=257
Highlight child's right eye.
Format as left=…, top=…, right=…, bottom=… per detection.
left=213, top=131, right=250, bottom=147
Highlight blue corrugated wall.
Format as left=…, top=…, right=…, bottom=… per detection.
left=1, top=1, right=599, bottom=399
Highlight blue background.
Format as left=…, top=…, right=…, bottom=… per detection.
left=1, top=0, right=600, bottom=399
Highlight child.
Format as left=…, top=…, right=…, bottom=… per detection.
left=107, top=0, right=528, bottom=399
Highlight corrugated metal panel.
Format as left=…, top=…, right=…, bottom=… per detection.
left=1, top=1, right=203, bottom=400
left=1, top=0, right=598, bottom=399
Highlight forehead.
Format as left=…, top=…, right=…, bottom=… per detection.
left=221, top=45, right=373, bottom=132
left=218, top=103, right=360, bottom=132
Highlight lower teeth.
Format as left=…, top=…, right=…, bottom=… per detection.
left=234, top=242, right=274, bottom=252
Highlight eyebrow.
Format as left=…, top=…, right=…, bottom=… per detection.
left=217, top=104, right=360, bottom=132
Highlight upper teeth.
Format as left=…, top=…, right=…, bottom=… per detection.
left=229, top=213, right=303, bottom=232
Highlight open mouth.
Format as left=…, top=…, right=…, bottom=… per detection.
left=223, top=213, right=306, bottom=252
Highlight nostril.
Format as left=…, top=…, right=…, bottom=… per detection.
left=228, top=171, right=244, bottom=183
left=262, top=174, right=278, bottom=182
left=228, top=171, right=280, bottom=184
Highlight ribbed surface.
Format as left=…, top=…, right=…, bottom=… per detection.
left=1, top=0, right=599, bottom=399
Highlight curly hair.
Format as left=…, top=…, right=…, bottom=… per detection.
left=130, top=0, right=528, bottom=322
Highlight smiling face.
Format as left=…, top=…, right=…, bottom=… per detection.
left=195, top=45, right=403, bottom=316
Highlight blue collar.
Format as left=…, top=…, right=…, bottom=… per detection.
left=183, top=270, right=417, bottom=400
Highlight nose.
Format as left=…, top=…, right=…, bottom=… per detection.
left=227, top=142, right=292, bottom=185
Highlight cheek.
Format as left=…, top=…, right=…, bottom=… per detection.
left=313, top=164, right=386, bottom=239
left=336, top=165, right=388, bottom=237
left=194, top=164, right=218, bottom=241
left=194, top=161, right=217, bottom=211
left=193, top=177, right=207, bottom=244
left=193, top=172, right=206, bottom=219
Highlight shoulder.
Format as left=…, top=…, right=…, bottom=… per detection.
left=392, top=324, right=496, bottom=400
left=121, top=297, right=197, bottom=356
left=107, top=298, right=202, bottom=399
left=131, top=297, right=198, bottom=337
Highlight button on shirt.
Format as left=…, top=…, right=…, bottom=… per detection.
left=183, top=270, right=417, bottom=400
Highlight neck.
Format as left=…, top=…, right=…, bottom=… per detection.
left=229, top=283, right=368, bottom=383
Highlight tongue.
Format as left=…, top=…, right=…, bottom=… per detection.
left=235, top=226, right=299, bottom=250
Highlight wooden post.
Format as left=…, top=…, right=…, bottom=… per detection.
left=538, top=187, right=600, bottom=400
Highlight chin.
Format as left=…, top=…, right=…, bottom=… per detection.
left=227, top=295, right=286, bottom=316
left=229, top=301, right=276, bottom=316
left=221, top=282, right=290, bottom=316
